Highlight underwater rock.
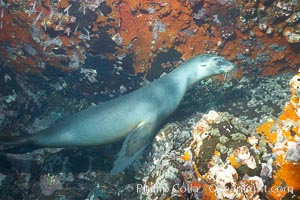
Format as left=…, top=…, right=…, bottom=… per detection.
left=0, top=68, right=299, bottom=199
left=133, top=73, right=299, bottom=199
left=0, top=113, right=7, bottom=131
left=1, top=0, right=300, bottom=75
left=135, top=110, right=272, bottom=199
left=257, top=72, right=300, bottom=199
left=23, top=44, right=37, bottom=56
left=80, top=68, right=98, bottom=83
left=283, top=26, right=300, bottom=43
left=231, top=146, right=257, bottom=169
left=39, top=174, right=63, bottom=196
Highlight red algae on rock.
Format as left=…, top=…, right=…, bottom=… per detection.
left=1, top=0, right=300, bottom=76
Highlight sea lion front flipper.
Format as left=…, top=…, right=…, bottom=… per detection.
left=110, top=121, right=155, bottom=175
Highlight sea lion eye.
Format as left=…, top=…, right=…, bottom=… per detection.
left=216, top=60, right=225, bottom=66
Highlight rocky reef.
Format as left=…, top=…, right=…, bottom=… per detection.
left=136, top=72, right=300, bottom=200
left=0, top=71, right=299, bottom=199
left=0, top=0, right=300, bottom=76
left=1, top=0, right=300, bottom=199
left=256, top=72, right=300, bottom=199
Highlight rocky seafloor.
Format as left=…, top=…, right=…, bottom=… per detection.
left=0, top=72, right=299, bottom=200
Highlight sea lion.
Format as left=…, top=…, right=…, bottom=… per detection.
left=0, top=54, right=236, bottom=174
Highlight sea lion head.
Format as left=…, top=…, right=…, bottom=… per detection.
left=192, top=54, right=236, bottom=78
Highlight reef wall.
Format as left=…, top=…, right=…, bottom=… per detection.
left=1, top=1, right=300, bottom=199
left=0, top=0, right=300, bottom=77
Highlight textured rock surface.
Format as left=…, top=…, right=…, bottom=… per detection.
left=1, top=72, right=299, bottom=199
left=0, top=0, right=300, bottom=76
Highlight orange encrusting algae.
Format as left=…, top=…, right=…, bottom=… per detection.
left=256, top=73, right=300, bottom=199
left=229, top=154, right=242, bottom=169
left=0, top=0, right=85, bottom=73
left=57, top=0, right=69, bottom=9
left=188, top=181, right=204, bottom=191
left=179, top=151, right=191, bottom=162
left=177, top=147, right=217, bottom=200
left=202, top=184, right=217, bottom=200
left=269, top=155, right=300, bottom=199
left=1, top=0, right=300, bottom=75
left=256, top=119, right=277, bottom=143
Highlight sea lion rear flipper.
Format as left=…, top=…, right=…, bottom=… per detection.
left=110, top=121, right=155, bottom=175
left=0, top=135, right=40, bottom=153
left=0, top=135, right=30, bottom=146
